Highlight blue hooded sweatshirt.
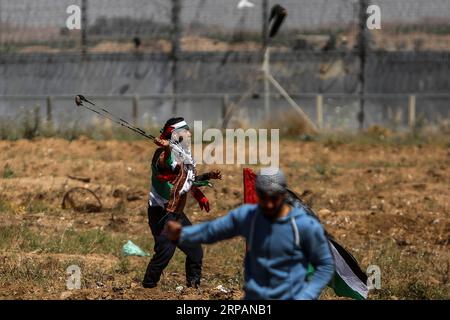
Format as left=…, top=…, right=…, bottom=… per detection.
left=179, top=204, right=335, bottom=300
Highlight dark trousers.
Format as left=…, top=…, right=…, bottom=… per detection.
left=142, top=205, right=203, bottom=288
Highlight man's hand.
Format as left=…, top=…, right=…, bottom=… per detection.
left=164, top=220, right=182, bottom=242
left=154, top=138, right=170, bottom=148
left=191, top=186, right=210, bottom=213
left=209, top=170, right=222, bottom=180
left=198, top=197, right=210, bottom=213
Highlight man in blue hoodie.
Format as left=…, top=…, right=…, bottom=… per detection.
left=165, top=168, right=335, bottom=300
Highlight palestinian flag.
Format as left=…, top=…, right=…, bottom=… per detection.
left=243, top=168, right=368, bottom=300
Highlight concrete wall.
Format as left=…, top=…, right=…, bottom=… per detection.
left=0, top=51, right=449, bottom=129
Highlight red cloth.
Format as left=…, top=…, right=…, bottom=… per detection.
left=159, top=126, right=174, bottom=140
left=191, top=186, right=210, bottom=212
left=155, top=173, right=177, bottom=182
left=243, top=168, right=258, bottom=253
left=243, top=168, right=258, bottom=204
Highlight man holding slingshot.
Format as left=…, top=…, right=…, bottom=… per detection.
left=142, top=117, right=222, bottom=289
left=74, top=97, right=221, bottom=289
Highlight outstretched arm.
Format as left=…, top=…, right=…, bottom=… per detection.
left=165, top=206, right=249, bottom=246
left=195, top=169, right=222, bottom=181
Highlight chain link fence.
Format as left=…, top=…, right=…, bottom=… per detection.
left=0, top=1, right=449, bottom=133
left=1, top=0, right=449, bottom=54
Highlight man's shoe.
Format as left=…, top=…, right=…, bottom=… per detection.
left=186, top=280, right=200, bottom=289
left=142, top=282, right=157, bottom=289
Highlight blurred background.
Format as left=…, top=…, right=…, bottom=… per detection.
left=0, top=0, right=449, bottom=137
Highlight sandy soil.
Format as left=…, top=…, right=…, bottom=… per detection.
left=0, top=138, right=448, bottom=299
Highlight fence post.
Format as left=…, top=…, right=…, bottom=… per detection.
left=316, top=94, right=323, bottom=130
left=46, top=96, right=53, bottom=124
left=408, top=95, right=416, bottom=129
left=357, top=0, right=370, bottom=131
left=81, top=0, right=88, bottom=55
left=34, top=103, right=41, bottom=135
left=222, top=94, right=229, bottom=125
left=262, top=0, right=270, bottom=122
left=262, top=0, right=269, bottom=49
left=132, top=95, right=139, bottom=126
left=263, top=48, right=271, bottom=122
left=171, top=0, right=181, bottom=114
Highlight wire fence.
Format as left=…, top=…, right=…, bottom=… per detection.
left=0, top=1, right=449, bottom=133
left=1, top=93, right=449, bottom=135
left=0, top=0, right=449, bottom=54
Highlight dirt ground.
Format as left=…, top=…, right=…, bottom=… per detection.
left=0, top=137, right=448, bottom=300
